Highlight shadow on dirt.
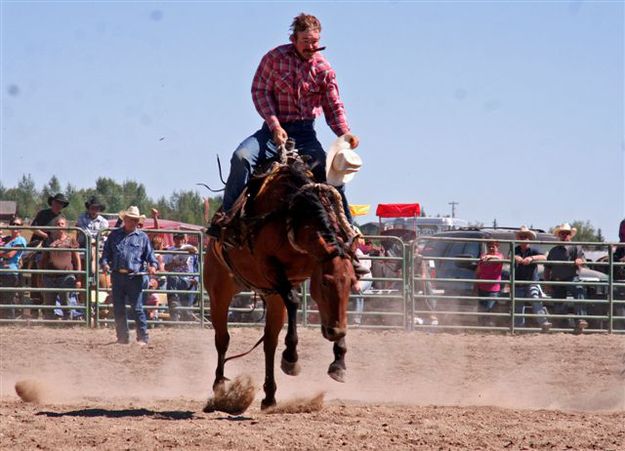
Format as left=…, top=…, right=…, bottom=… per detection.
left=37, top=408, right=195, bottom=420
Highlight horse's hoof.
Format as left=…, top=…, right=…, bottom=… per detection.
left=260, top=398, right=276, bottom=410
left=203, top=401, right=216, bottom=413
left=328, top=364, right=346, bottom=383
left=281, top=357, right=301, bottom=376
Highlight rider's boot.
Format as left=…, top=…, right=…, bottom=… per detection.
left=207, top=210, right=239, bottom=248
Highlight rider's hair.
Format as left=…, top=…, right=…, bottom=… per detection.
left=289, top=13, right=321, bottom=40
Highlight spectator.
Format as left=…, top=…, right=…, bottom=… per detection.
left=0, top=217, right=27, bottom=319
left=512, top=226, right=551, bottom=332
left=475, top=238, right=504, bottom=327
left=207, top=13, right=360, bottom=243
left=76, top=196, right=108, bottom=248
left=29, top=193, right=69, bottom=247
left=613, top=219, right=625, bottom=329
left=40, top=216, right=82, bottom=320
left=351, top=232, right=372, bottom=325
left=164, top=233, right=199, bottom=321
left=100, top=206, right=158, bottom=345
left=545, top=223, right=588, bottom=334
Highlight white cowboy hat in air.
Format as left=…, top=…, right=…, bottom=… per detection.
left=119, top=206, right=146, bottom=221
left=515, top=225, right=537, bottom=240
left=326, top=135, right=362, bottom=187
left=553, top=223, right=577, bottom=238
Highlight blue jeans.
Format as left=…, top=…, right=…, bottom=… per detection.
left=514, top=284, right=549, bottom=326
left=353, top=279, right=373, bottom=324
left=551, top=278, right=586, bottom=315
left=111, top=272, right=149, bottom=343
left=42, top=274, right=76, bottom=319
left=477, top=290, right=499, bottom=326
left=222, top=121, right=352, bottom=222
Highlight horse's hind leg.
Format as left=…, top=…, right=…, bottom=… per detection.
left=203, top=251, right=237, bottom=398
left=261, top=295, right=286, bottom=410
left=328, top=337, right=347, bottom=383
left=281, top=288, right=301, bottom=376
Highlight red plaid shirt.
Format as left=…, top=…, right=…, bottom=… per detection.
left=251, top=44, right=350, bottom=137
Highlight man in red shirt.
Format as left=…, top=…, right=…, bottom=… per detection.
left=208, top=13, right=359, bottom=238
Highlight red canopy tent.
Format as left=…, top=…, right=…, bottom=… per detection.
left=375, top=203, right=421, bottom=218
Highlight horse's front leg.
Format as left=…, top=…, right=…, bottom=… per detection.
left=261, top=295, right=286, bottom=410
left=281, top=288, right=301, bottom=376
left=328, top=336, right=347, bottom=383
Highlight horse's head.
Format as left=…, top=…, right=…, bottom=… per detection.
left=287, top=182, right=358, bottom=341
left=310, top=254, right=355, bottom=341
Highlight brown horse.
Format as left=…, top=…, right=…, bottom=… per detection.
left=203, top=151, right=357, bottom=412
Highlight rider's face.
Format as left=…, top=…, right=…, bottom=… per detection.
left=292, top=30, right=320, bottom=61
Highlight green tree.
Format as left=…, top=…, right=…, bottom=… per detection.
left=42, top=175, right=62, bottom=200
left=95, top=177, right=124, bottom=213
left=169, top=190, right=205, bottom=224
left=14, top=174, right=40, bottom=220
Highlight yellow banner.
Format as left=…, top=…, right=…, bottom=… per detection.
left=349, top=204, right=370, bottom=217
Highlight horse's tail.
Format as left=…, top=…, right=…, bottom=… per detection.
left=224, top=334, right=265, bottom=364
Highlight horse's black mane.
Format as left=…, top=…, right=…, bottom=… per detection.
left=247, top=155, right=345, bottom=256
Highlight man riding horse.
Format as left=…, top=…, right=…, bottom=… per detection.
left=202, top=13, right=367, bottom=413
left=207, top=13, right=366, bottom=276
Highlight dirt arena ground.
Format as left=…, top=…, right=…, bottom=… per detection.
left=1, top=325, right=624, bottom=450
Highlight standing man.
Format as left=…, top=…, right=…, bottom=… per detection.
left=545, top=223, right=588, bottom=333
left=164, top=233, right=199, bottom=321
left=208, top=12, right=359, bottom=239
left=76, top=196, right=108, bottom=248
left=512, top=226, right=551, bottom=332
left=613, top=219, right=625, bottom=329
left=100, top=206, right=158, bottom=346
left=29, top=193, right=70, bottom=247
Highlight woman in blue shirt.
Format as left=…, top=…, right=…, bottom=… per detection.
left=0, top=217, right=27, bottom=319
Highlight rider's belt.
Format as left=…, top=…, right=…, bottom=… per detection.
left=115, top=269, right=130, bottom=274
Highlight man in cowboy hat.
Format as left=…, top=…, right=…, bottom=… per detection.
left=207, top=12, right=360, bottom=240
left=545, top=223, right=588, bottom=333
left=612, top=218, right=625, bottom=329
left=512, top=226, right=551, bottom=332
left=100, top=206, right=158, bottom=346
left=28, top=193, right=70, bottom=247
left=77, top=196, right=108, bottom=248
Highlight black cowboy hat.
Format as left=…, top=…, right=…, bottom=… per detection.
left=47, top=193, right=69, bottom=208
left=84, top=196, right=106, bottom=211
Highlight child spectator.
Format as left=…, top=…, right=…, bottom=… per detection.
left=475, top=238, right=503, bottom=327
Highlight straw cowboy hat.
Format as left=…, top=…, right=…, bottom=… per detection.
left=84, top=196, right=106, bottom=211
left=515, top=225, right=537, bottom=240
left=553, top=223, right=577, bottom=238
left=119, top=206, right=146, bottom=221
left=47, top=193, right=69, bottom=208
left=326, top=135, right=363, bottom=187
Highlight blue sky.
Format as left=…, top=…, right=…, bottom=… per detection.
left=1, top=1, right=623, bottom=239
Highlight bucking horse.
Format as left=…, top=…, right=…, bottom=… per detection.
left=203, top=142, right=358, bottom=413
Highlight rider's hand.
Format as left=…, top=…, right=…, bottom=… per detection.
left=272, top=126, right=288, bottom=146
left=344, top=133, right=360, bottom=150
left=148, top=266, right=157, bottom=276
